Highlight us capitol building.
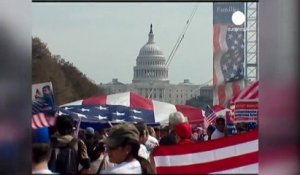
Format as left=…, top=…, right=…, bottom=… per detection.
left=100, top=25, right=212, bottom=105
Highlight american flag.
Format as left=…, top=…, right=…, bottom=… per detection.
left=32, top=99, right=56, bottom=129
left=204, top=105, right=217, bottom=125
left=152, top=129, right=258, bottom=174
left=59, top=92, right=204, bottom=125
left=203, top=105, right=230, bottom=129
left=230, top=80, right=259, bottom=104
left=213, top=2, right=245, bottom=107
left=230, top=81, right=259, bottom=123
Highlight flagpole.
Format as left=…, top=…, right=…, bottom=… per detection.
left=75, top=116, right=82, bottom=138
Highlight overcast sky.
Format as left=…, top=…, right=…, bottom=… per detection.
left=32, top=3, right=213, bottom=85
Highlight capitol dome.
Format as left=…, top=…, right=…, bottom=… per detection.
left=132, top=24, right=169, bottom=84
left=139, top=44, right=164, bottom=56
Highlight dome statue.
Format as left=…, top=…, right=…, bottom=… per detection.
left=133, top=24, right=169, bottom=84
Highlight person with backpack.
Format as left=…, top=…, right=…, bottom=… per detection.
left=84, top=127, right=96, bottom=158
left=32, top=127, right=55, bottom=174
left=48, top=115, right=90, bottom=174
left=80, top=127, right=114, bottom=174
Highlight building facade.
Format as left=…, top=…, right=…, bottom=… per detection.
left=100, top=25, right=212, bottom=105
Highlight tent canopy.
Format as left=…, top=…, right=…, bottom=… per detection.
left=59, top=91, right=204, bottom=125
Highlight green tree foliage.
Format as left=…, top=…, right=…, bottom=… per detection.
left=32, top=37, right=105, bottom=105
left=186, top=95, right=213, bottom=109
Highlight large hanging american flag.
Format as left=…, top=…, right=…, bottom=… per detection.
left=152, top=129, right=258, bottom=174
left=59, top=92, right=204, bottom=125
left=213, top=2, right=246, bottom=107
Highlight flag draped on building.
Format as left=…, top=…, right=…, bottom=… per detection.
left=59, top=91, right=204, bottom=125
left=213, top=2, right=246, bottom=107
left=152, top=129, right=258, bottom=174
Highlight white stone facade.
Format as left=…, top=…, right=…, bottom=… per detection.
left=100, top=25, right=211, bottom=105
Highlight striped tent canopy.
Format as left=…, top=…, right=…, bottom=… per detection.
left=230, top=80, right=259, bottom=105
left=59, top=91, right=204, bottom=125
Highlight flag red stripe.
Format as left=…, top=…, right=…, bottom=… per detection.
left=248, top=90, right=258, bottom=99
left=156, top=151, right=258, bottom=174
left=232, top=81, right=241, bottom=98
left=130, top=92, right=153, bottom=110
left=234, top=118, right=257, bottom=122
left=175, top=105, right=204, bottom=123
left=211, top=105, right=225, bottom=112
left=231, top=81, right=258, bottom=103
left=239, top=81, right=258, bottom=100
left=32, top=119, right=37, bottom=129
left=213, top=24, right=221, bottom=54
left=47, top=117, right=56, bottom=126
left=153, top=129, right=257, bottom=156
left=40, top=114, right=50, bottom=127
left=32, top=114, right=44, bottom=128
left=218, top=84, right=226, bottom=106
left=82, top=95, right=107, bottom=105
left=213, top=65, right=217, bottom=86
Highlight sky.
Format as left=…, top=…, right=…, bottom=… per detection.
left=32, top=3, right=213, bottom=85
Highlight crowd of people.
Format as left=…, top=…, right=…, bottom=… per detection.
left=32, top=112, right=257, bottom=174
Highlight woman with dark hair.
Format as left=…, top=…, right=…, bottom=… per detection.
left=101, top=123, right=155, bottom=174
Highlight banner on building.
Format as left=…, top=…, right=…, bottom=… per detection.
left=213, top=2, right=246, bottom=107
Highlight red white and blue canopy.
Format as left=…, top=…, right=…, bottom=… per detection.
left=59, top=91, right=204, bottom=125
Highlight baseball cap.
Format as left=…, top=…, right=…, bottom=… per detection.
left=174, top=122, right=192, bottom=139
left=85, top=127, right=95, bottom=135
left=104, top=123, right=140, bottom=148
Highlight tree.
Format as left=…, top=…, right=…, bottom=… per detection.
left=32, top=37, right=105, bottom=105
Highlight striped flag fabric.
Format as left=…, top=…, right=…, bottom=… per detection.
left=230, top=80, right=259, bottom=104
left=204, top=105, right=217, bottom=125
left=230, top=81, right=259, bottom=123
left=213, top=2, right=246, bottom=107
left=152, top=129, right=258, bottom=174
left=32, top=100, right=56, bottom=129
left=59, top=91, right=204, bottom=125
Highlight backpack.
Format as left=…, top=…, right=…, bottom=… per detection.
left=49, top=138, right=79, bottom=174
